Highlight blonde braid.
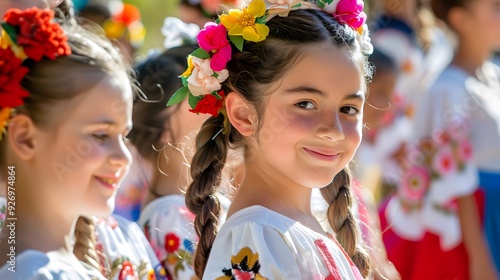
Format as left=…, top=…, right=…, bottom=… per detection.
left=73, top=216, right=108, bottom=278
left=320, top=169, right=371, bottom=277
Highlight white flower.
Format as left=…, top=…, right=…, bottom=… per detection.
left=187, top=57, right=229, bottom=96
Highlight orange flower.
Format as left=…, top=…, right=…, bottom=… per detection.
left=0, top=108, right=12, bottom=141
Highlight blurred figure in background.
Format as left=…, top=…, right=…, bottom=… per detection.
left=381, top=0, right=500, bottom=278
left=354, top=47, right=412, bottom=203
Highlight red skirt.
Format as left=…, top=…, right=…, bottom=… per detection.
left=378, top=190, right=484, bottom=280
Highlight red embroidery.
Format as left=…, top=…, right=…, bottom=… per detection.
left=314, top=239, right=341, bottom=280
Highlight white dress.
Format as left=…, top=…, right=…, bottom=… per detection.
left=385, top=62, right=500, bottom=250
left=203, top=205, right=363, bottom=280
left=137, top=194, right=231, bottom=280
left=94, top=215, right=165, bottom=280
left=0, top=249, right=106, bottom=280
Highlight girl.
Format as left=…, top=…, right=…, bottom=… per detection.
left=125, top=38, right=236, bottom=279
left=168, top=0, right=374, bottom=278
left=0, top=6, right=132, bottom=278
left=130, top=45, right=211, bottom=280
left=382, top=0, right=500, bottom=279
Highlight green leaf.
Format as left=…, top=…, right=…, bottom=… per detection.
left=167, top=86, right=189, bottom=106
left=1, top=23, right=18, bottom=45
left=256, top=16, right=268, bottom=24
left=191, top=48, right=210, bottom=59
left=230, top=36, right=244, bottom=52
left=188, top=93, right=203, bottom=109
left=181, top=76, right=188, bottom=87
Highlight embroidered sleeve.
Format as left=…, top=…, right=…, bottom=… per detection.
left=138, top=201, right=197, bottom=280
left=386, top=78, right=478, bottom=249
left=203, top=223, right=303, bottom=279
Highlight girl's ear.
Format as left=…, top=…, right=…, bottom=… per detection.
left=225, top=92, right=256, bottom=137
left=7, top=114, right=37, bottom=160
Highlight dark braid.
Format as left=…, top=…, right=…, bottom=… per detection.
left=185, top=114, right=230, bottom=278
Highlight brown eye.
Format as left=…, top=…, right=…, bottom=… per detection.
left=340, top=106, right=359, bottom=115
left=296, top=101, right=316, bottom=109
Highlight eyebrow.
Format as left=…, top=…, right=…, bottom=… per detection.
left=284, top=86, right=365, bottom=100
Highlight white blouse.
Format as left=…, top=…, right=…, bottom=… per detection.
left=203, top=205, right=362, bottom=280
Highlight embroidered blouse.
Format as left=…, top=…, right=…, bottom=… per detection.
left=203, top=205, right=362, bottom=280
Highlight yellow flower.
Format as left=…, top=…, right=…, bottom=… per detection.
left=181, top=55, right=195, bottom=77
left=0, top=108, right=13, bottom=141
left=0, top=30, right=27, bottom=60
left=220, top=0, right=269, bottom=42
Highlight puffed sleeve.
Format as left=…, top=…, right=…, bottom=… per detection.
left=203, top=222, right=303, bottom=280
left=137, top=196, right=196, bottom=280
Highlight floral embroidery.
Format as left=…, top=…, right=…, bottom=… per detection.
left=118, top=260, right=136, bottom=280
left=158, top=232, right=195, bottom=278
left=399, top=123, right=472, bottom=212
left=216, top=247, right=268, bottom=280
left=165, top=233, right=180, bottom=253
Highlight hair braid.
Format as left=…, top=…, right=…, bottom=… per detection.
left=73, top=216, right=106, bottom=277
left=320, top=169, right=371, bottom=277
left=185, top=114, right=230, bottom=278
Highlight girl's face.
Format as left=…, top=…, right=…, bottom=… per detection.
left=462, top=0, right=500, bottom=48
left=32, top=74, right=133, bottom=217
left=249, top=44, right=365, bottom=188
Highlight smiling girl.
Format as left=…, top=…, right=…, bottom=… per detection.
left=167, top=0, right=374, bottom=278
left=0, top=7, right=133, bottom=278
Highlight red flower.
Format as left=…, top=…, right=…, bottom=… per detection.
left=164, top=233, right=180, bottom=253
left=4, top=8, right=71, bottom=61
left=118, top=260, right=136, bottom=280
left=189, top=90, right=225, bottom=117
left=0, top=47, right=29, bottom=108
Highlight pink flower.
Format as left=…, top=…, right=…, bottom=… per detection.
left=456, top=139, right=473, bottom=162
left=432, top=145, right=456, bottom=176
left=334, top=0, right=366, bottom=29
left=187, top=57, right=229, bottom=96
left=198, top=23, right=232, bottom=71
left=400, top=166, right=430, bottom=203
left=432, top=129, right=451, bottom=145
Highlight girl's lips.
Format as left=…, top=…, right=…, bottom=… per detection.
left=304, top=148, right=339, bottom=161
left=95, top=176, right=118, bottom=189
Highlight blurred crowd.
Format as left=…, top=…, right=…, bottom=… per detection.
left=0, top=0, right=499, bottom=279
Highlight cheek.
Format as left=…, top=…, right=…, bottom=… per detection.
left=345, top=120, right=362, bottom=146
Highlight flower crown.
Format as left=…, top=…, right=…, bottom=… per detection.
left=167, top=0, right=371, bottom=123
left=0, top=7, right=71, bottom=140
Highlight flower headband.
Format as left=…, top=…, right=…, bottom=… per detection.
left=0, top=7, right=71, bottom=140
left=167, top=0, right=371, bottom=129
